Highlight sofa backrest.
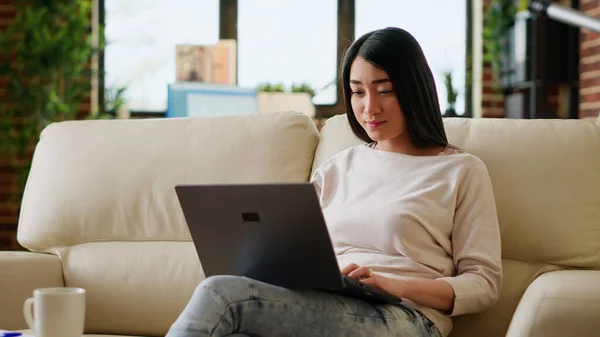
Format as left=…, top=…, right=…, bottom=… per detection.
left=315, top=115, right=600, bottom=269
left=17, top=112, right=320, bottom=336
left=315, top=115, right=600, bottom=337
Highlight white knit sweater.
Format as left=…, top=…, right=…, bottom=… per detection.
left=311, top=144, right=502, bottom=337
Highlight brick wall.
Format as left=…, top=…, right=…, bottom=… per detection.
left=0, top=0, right=22, bottom=250
left=580, top=0, right=600, bottom=118
left=0, top=1, right=95, bottom=251
left=481, top=0, right=505, bottom=118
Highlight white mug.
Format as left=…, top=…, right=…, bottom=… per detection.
left=23, top=287, right=86, bottom=337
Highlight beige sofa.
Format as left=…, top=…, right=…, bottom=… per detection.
left=1, top=111, right=600, bottom=337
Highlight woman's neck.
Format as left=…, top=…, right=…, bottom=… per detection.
left=375, top=137, right=445, bottom=156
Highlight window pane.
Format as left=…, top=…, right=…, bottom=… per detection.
left=356, top=0, right=466, bottom=115
left=105, top=0, right=219, bottom=112
left=238, top=0, right=338, bottom=105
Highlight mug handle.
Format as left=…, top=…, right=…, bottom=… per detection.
left=23, top=297, right=36, bottom=334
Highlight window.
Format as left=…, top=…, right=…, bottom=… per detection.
left=237, top=0, right=338, bottom=105
left=104, top=0, right=219, bottom=112
left=356, top=0, right=467, bottom=115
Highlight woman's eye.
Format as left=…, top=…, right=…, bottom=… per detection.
left=379, top=90, right=393, bottom=94
left=351, top=91, right=364, bottom=96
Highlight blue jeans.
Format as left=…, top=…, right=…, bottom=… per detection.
left=166, top=275, right=441, bottom=337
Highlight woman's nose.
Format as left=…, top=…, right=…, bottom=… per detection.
left=364, top=95, right=381, bottom=115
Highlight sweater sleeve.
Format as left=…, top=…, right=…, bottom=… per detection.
left=438, top=158, right=503, bottom=316
left=310, top=158, right=337, bottom=204
left=310, top=167, right=323, bottom=200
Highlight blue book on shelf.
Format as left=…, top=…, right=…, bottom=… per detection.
left=167, top=82, right=258, bottom=118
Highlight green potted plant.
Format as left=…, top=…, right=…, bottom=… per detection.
left=0, top=0, right=105, bottom=198
left=442, top=71, right=459, bottom=117
left=90, top=84, right=129, bottom=120
left=256, top=82, right=316, bottom=117
left=290, top=82, right=316, bottom=97
left=482, top=0, right=529, bottom=85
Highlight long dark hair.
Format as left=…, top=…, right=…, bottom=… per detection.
left=341, top=27, right=448, bottom=148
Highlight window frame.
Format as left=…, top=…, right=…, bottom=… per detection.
left=98, top=0, right=472, bottom=118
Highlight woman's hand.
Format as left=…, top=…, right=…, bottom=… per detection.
left=341, top=263, right=405, bottom=297
left=341, top=263, right=372, bottom=279
left=340, top=263, right=455, bottom=311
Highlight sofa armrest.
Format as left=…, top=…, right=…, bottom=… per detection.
left=0, top=251, right=64, bottom=330
left=506, top=270, right=600, bottom=337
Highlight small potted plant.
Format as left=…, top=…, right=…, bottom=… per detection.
left=442, top=71, right=459, bottom=118
left=257, top=82, right=316, bottom=117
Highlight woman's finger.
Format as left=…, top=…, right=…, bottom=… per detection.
left=360, top=276, right=377, bottom=286
left=348, top=266, right=372, bottom=279
left=341, top=263, right=360, bottom=276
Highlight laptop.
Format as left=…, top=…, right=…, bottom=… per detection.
left=174, top=182, right=402, bottom=305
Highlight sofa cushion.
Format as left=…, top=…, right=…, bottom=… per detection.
left=56, top=242, right=200, bottom=337
left=55, top=242, right=558, bottom=337
left=505, top=270, right=600, bottom=337
left=315, top=115, right=600, bottom=269
left=0, top=252, right=64, bottom=330
left=18, top=112, right=320, bottom=251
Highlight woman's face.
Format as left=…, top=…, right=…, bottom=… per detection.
left=349, top=56, right=406, bottom=144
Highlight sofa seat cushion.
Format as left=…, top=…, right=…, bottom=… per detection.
left=55, top=242, right=202, bottom=337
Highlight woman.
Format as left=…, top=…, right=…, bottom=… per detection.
left=166, top=27, right=502, bottom=337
